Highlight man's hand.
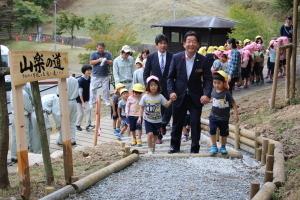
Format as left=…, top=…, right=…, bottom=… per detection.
left=170, top=93, right=177, bottom=101
left=200, top=95, right=210, bottom=104
left=98, top=57, right=103, bottom=63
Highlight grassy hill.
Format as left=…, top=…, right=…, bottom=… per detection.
left=59, top=0, right=229, bottom=44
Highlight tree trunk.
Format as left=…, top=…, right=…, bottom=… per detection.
left=30, top=81, right=54, bottom=185
left=0, top=49, right=10, bottom=188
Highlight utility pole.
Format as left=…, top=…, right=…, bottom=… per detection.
left=54, top=0, right=57, bottom=51
left=172, top=0, right=176, bottom=21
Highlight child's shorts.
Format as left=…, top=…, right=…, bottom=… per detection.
left=120, top=115, right=129, bottom=127
left=110, top=106, right=119, bottom=120
left=144, top=120, right=161, bottom=136
left=209, top=116, right=229, bottom=137
left=128, top=116, right=142, bottom=131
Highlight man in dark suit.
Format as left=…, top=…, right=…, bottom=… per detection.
left=168, top=31, right=213, bottom=153
left=144, top=34, right=173, bottom=144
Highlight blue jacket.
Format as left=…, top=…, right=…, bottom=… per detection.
left=167, top=51, right=213, bottom=108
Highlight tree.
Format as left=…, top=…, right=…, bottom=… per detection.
left=80, top=24, right=139, bottom=65
left=0, top=0, right=14, bottom=39
left=56, top=12, right=85, bottom=47
left=27, top=0, right=53, bottom=9
left=14, top=0, right=49, bottom=35
left=0, top=48, right=10, bottom=189
left=87, top=14, right=113, bottom=35
left=228, top=4, right=280, bottom=44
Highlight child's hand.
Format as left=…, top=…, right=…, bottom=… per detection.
left=137, top=117, right=142, bottom=124
left=112, top=111, right=117, bottom=117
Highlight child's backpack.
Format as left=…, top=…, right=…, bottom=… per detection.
left=253, top=51, right=264, bottom=63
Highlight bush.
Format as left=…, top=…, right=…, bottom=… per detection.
left=228, top=4, right=280, bottom=44
left=273, top=0, right=293, bottom=12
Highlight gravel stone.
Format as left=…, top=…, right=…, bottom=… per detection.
left=67, top=157, right=263, bottom=200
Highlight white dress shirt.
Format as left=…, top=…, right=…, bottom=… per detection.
left=158, top=51, right=167, bottom=72
left=185, top=52, right=196, bottom=79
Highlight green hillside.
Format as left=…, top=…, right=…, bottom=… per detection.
left=61, top=0, right=229, bottom=43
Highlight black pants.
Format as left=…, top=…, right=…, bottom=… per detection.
left=170, top=95, right=202, bottom=153
left=229, top=77, right=239, bottom=94
left=158, top=105, right=172, bottom=140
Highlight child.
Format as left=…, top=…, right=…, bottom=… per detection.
left=117, top=88, right=129, bottom=139
left=211, top=51, right=228, bottom=73
left=126, top=83, right=145, bottom=146
left=139, top=76, right=173, bottom=154
left=181, top=111, right=191, bottom=142
left=111, top=83, right=125, bottom=137
left=132, top=58, right=145, bottom=86
left=209, top=70, right=239, bottom=155
left=266, top=40, right=276, bottom=83
left=76, top=65, right=94, bottom=131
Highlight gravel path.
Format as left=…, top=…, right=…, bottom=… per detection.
left=68, top=157, right=262, bottom=200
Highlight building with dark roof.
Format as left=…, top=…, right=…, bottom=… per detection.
left=151, top=16, right=236, bottom=53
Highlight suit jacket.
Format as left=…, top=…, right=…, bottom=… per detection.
left=143, top=51, right=173, bottom=98
left=167, top=51, right=213, bottom=108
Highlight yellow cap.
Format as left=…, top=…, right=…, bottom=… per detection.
left=207, top=46, right=215, bottom=54
left=198, top=47, right=207, bottom=56
left=243, top=39, right=251, bottom=45
left=255, top=35, right=262, bottom=40
left=218, top=46, right=225, bottom=51
left=120, top=88, right=128, bottom=95
left=115, top=83, right=125, bottom=90
left=216, top=70, right=228, bottom=81
left=132, top=83, right=145, bottom=93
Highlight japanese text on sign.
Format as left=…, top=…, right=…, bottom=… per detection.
left=9, top=51, right=69, bottom=86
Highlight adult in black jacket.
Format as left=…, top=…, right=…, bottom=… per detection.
left=167, top=31, right=213, bottom=153
left=143, top=34, right=173, bottom=144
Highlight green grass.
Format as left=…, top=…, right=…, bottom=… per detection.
left=4, top=41, right=89, bottom=73
left=46, top=0, right=229, bottom=44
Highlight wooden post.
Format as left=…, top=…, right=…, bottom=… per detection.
left=261, top=139, right=269, bottom=165
left=266, top=155, right=274, bottom=172
left=291, top=0, right=299, bottom=98
left=254, top=132, right=260, bottom=159
left=234, top=122, right=240, bottom=149
left=267, top=143, right=275, bottom=156
left=285, top=47, right=292, bottom=101
left=250, top=181, right=260, bottom=199
left=11, top=85, right=30, bottom=199
left=30, top=81, right=54, bottom=185
left=94, top=95, right=101, bottom=146
left=0, top=67, right=10, bottom=188
left=270, top=47, right=281, bottom=108
left=264, top=171, right=273, bottom=182
left=58, top=78, right=73, bottom=184
left=256, top=148, right=262, bottom=162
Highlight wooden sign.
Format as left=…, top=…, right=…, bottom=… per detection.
left=9, top=51, right=69, bottom=86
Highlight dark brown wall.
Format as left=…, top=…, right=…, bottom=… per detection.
left=162, top=27, right=231, bottom=53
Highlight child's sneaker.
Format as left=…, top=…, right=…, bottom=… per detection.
left=209, top=145, right=218, bottom=155
left=219, top=146, right=228, bottom=155
left=131, top=139, right=137, bottom=146
left=137, top=139, right=142, bottom=147
left=147, top=148, right=153, bottom=154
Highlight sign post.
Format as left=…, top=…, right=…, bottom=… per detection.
left=9, top=51, right=72, bottom=198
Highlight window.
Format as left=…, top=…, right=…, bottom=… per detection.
left=171, top=32, right=180, bottom=43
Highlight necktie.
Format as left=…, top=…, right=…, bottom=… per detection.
left=160, top=54, right=165, bottom=73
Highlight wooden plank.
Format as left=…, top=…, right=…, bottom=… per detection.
left=58, top=78, right=73, bottom=184
left=11, top=85, right=30, bottom=199
left=9, top=51, right=69, bottom=86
